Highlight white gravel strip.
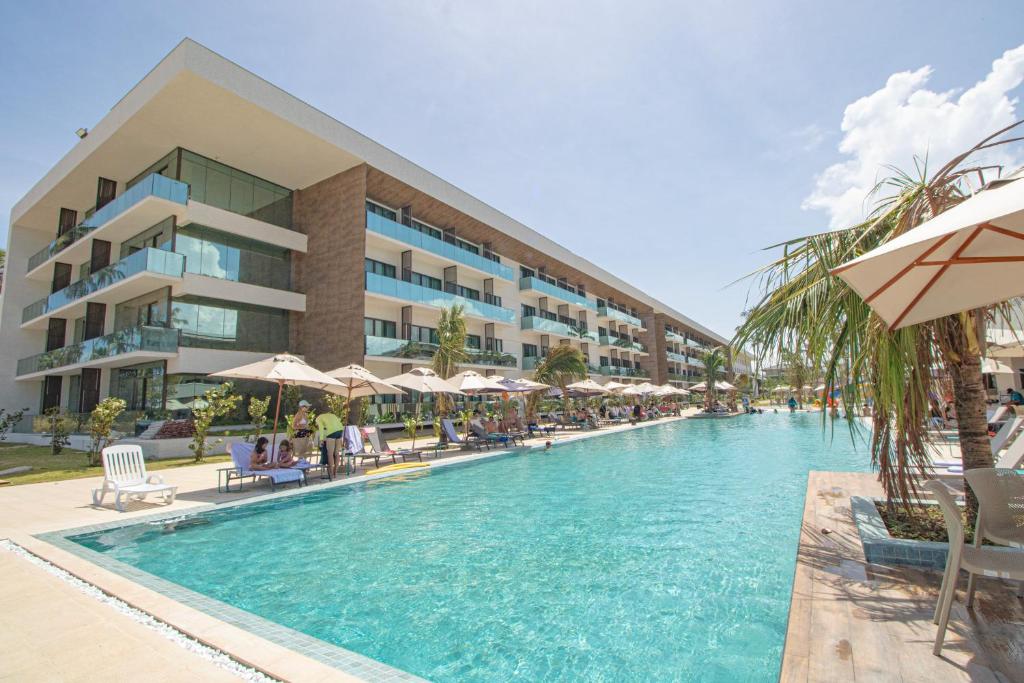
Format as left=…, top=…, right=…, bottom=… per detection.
left=1, top=539, right=277, bottom=682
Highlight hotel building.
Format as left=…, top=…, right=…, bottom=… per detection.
left=0, top=39, right=729, bottom=426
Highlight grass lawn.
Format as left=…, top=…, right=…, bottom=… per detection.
left=0, top=443, right=230, bottom=487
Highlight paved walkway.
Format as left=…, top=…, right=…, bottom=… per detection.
left=0, top=547, right=239, bottom=682
left=781, top=471, right=1024, bottom=683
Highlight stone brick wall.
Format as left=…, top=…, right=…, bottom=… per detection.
left=291, top=165, right=368, bottom=370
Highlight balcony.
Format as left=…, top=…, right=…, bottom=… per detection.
left=22, top=248, right=184, bottom=328
left=667, top=373, right=688, bottom=382
left=364, top=335, right=517, bottom=368
left=365, top=272, right=516, bottom=324
left=689, top=358, right=706, bottom=369
left=522, top=355, right=542, bottom=370
left=366, top=211, right=514, bottom=281
left=518, top=276, right=596, bottom=311
left=599, top=335, right=648, bottom=353
left=597, top=365, right=650, bottom=378
left=666, top=351, right=688, bottom=363
left=597, top=306, right=644, bottom=329
left=16, top=326, right=179, bottom=379
left=520, top=315, right=581, bottom=338
left=27, top=173, right=189, bottom=278
left=665, top=331, right=687, bottom=344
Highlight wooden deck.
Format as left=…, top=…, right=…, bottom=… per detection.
left=781, top=471, right=1024, bottom=683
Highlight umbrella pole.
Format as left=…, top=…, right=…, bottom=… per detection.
left=270, top=381, right=283, bottom=459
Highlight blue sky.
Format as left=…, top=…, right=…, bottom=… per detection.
left=3, top=1, right=1024, bottom=339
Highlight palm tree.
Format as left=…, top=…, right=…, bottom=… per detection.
left=734, top=122, right=1023, bottom=521
left=702, top=347, right=726, bottom=411
left=533, top=345, right=588, bottom=418
left=431, top=304, right=467, bottom=416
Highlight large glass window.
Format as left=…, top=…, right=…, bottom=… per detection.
left=175, top=224, right=290, bottom=289
left=409, top=325, right=439, bottom=344
left=119, top=218, right=173, bottom=259
left=171, top=296, right=289, bottom=352
left=366, top=201, right=397, bottom=221
left=114, top=289, right=170, bottom=332
left=411, top=272, right=441, bottom=290
left=364, top=258, right=397, bottom=279
left=110, top=361, right=166, bottom=415
left=364, top=317, right=397, bottom=338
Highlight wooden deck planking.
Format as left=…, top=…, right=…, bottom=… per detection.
left=781, top=471, right=1024, bottom=683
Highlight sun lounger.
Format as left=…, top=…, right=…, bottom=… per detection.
left=92, top=445, right=177, bottom=512
left=363, top=427, right=420, bottom=462
left=470, top=424, right=524, bottom=447
left=442, top=418, right=488, bottom=450
left=935, top=430, right=1024, bottom=477
left=344, top=425, right=381, bottom=469
left=225, top=443, right=303, bottom=492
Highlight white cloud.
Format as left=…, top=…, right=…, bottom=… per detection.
left=804, top=44, right=1024, bottom=228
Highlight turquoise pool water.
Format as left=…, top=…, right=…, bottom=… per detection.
left=72, top=414, right=869, bottom=681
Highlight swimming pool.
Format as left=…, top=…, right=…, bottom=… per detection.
left=68, top=414, right=869, bottom=681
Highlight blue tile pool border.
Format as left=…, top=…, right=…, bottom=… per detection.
left=33, top=421, right=681, bottom=681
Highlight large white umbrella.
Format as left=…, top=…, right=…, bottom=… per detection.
left=658, top=384, right=691, bottom=396
left=566, top=378, right=611, bottom=396
left=325, top=363, right=405, bottom=399
left=620, top=384, right=648, bottom=396
left=633, top=382, right=660, bottom=394
left=384, top=368, right=465, bottom=451
left=211, top=353, right=344, bottom=453
left=688, top=382, right=708, bottom=392
left=496, top=377, right=550, bottom=392
left=601, top=381, right=631, bottom=392
left=449, top=370, right=508, bottom=394
left=832, top=172, right=1024, bottom=329
left=718, top=381, right=737, bottom=391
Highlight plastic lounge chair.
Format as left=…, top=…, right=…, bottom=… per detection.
left=441, top=418, right=487, bottom=451
left=92, top=445, right=177, bottom=512
left=934, top=418, right=1024, bottom=475
left=527, top=421, right=556, bottom=437
left=344, top=425, right=380, bottom=469
left=227, top=443, right=303, bottom=491
left=363, top=427, right=419, bottom=462
left=963, top=468, right=1024, bottom=603
left=925, top=480, right=1024, bottom=655
left=471, top=424, right=524, bottom=447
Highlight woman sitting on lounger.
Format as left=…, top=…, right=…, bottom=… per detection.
left=251, top=437, right=274, bottom=470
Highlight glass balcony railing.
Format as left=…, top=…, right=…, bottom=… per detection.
left=16, top=326, right=179, bottom=376
left=22, top=248, right=184, bottom=324
left=522, top=355, right=542, bottom=370
left=364, top=335, right=517, bottom=368
left=365, top=272, right=516, bottom=324
left=665, top=331, right=687, bottom=344
left=518, top=276, right=596, bottom=310
left=520, top=315, right=578, bottom=337
left=598, top=335, right=647, bottom=353
left=597, top=365, right=650, bottom=378
left=689, top=358, right=706, bottom=368
left=666, top=351, right=688, bottom=363
left=598, top=306, right=643, bottom=328
left=667, top=373, right=688, bottom=382
left=27, top=174, right=189, bottom=272
left=366, top=211, right=514, bottom=280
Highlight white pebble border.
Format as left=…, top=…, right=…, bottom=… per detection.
left=0, top=539, right=277, bottom=682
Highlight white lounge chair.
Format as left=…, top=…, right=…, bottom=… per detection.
left=92, top=445, right=177, bottom=512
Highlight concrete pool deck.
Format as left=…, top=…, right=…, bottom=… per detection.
left=0, top=415, right=690, bottom=681
left=782, top=471, right=1024, bottom=683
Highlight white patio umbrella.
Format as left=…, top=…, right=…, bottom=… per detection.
left=832, top=172, right=1024, bottom=329
left=688, top=382, right=708, bottom=392
left=659, top=384, right=691, bottom=396
left=383, top=368, right=465, bottom=451
left=325, top=363, right=405, bottom=399
left=449, top=370, right=509, bottom=394
left=211, top=353, right=344, bottom=454
left=633, top=382, right=660, bottom=394
left=601, top=381, right=631, bottom=392
left=620, top=384, right=648, bottom=396
left=717, top=381, right=738, bottom=391
left=566, top=378, right=611, bottom=396
left=814, top=384, right=827, bottom=392
left=497, top=377, right=550, bottom=392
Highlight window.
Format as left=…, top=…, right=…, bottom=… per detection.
left=176, top=223, right=290, bottom=289
left=410, top=272, right=442, bottom=290
left=466, top=335, right=481, bottom=350
left=521, top=304, right=537, bottom=318
left=110, top=361, right=166, bottom=415
left=364, top=318, right=397, bottom=338
left=366, top=200, right=397, bottom=221
left=522, top=343, right=538, bottom=358
left=409, top=325, right=439, bottom=344
left=410, top=219, right=442, bottom=241
left=171, top=296, right=289, bottom=353
left=120, top=218, right=173, bottom=258
left=114, top=289, right=169, bottom=332
left=520, top=266, right=535, bottom=279
left=452, top=284, right=480, bottom=300
left=179, top=150, right=292, bottom=229
left=364, top=258, right=397, bottom=279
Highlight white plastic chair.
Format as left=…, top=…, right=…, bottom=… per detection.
left=925, top=480, right=1024, bottom=655
left=92, top=445, right=177, bottom=512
